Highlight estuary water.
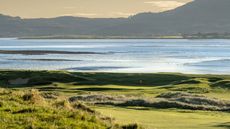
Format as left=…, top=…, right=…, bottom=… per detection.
left=0, top=38, right=230, bottom=74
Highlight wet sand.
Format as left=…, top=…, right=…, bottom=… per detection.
left=7, top=59, right=82, bottom=61
left=0, top=50, right=105, bottom=55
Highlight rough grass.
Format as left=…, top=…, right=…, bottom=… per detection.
left=211, top=80, right=230, bottom=89
left=153, top=92, right=230, bottom=111
left=0, top=88, right=141, bottom=129
left=0, top=70, right=88, bottom=87
left=69, top=92, right=230, bottom=111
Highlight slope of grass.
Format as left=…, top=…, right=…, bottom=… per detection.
left=0, top=88, right=140, bottom=129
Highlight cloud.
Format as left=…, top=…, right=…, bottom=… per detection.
left=62, top=13, right=97, bottom=17
left=63, top=7, right=76, bottom=9
left=0, top=0, right=192, bottom=18
left=113, top=12, right=134, bottom=17
left=144, top=0, right=186, bottom=10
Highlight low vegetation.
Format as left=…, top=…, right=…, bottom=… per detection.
left=70, top=92, right=230, bottom=111
left=1, top=70, right=230, bottom=129
left=0, top=88, right=141, bottom=129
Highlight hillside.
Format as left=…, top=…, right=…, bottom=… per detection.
left=0, top=0, right=230, bottom=37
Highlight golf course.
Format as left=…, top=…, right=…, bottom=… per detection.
left=0, top=70, right=230, bottom=129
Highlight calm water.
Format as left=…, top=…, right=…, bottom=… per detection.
left=0, top=38, right=230, bottom=74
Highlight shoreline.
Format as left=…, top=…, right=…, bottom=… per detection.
left=0, top=69, right=230, bottom=76
left=0, top=50, right=106, bottom=55
left=0, top=69, right=229, bottom=76
left=1, top=37, right=230, bottom=40
left=18, top=37, right=230, bottom=40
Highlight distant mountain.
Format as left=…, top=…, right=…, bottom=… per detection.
left=0, top=0, right=230, bottom=37
left=124, top=0, right=230, bottom=35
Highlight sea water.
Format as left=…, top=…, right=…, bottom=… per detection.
left=0, top=38, right=230, bottom=74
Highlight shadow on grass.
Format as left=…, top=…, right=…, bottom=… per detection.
left=37, top=86, right=134, bottom=92
left=0, top=71, right=199, bottom=89
left=73, top=73, right=193, bottom=87
left=208, top=77, right=223, bottom=82
left=211, top=80, right=230, bottom=89
left=37, top=87, right=65, bottom=90
left=124, top=107, right=152, bottom=110
left=74, top=87, right=131, bottom=91
left=214, top=122, right=230, bottom=129
left=2, top=71, right=229, bottom=89
left=0, top=70, right=87, bottom=88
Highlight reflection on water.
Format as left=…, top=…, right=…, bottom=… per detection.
left=0, top=38, right=230, bottom=74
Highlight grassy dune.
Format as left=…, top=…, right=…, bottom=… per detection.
left=0, top=70, right=230, bottom=129
left=0, top=88, right=141, bottom=129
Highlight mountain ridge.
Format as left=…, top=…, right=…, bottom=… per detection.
left=0, top=0, right=230, bottom=37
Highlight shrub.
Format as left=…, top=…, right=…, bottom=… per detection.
left=12, top=108, right=36, bottom=114
left=22, top=89, right=46, bottom=105
left=0, top=101, right=3, bottom=107
left=99, top=92, right=230, bottom=111
left=53, top=100, right=72, bottom=110
left=72, top=102, right=95, bottom=113
left=122, top=123, right=139, bottom=129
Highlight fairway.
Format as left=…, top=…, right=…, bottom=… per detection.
left=95, top=106, right=230, bottom=129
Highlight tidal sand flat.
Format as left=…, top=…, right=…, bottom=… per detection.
left=0, top=50, right=105, bottom=55
left=0, top=39, right=230, bottom=74
left=7, top=59, right=82, bottom=61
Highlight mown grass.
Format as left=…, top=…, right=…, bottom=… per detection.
left=95, top=106, right=230, bottom=129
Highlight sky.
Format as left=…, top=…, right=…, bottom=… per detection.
left=0, top=0, right=192, bottom=18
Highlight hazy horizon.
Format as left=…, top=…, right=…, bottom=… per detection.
left=0, top=0, right=192, bottom=18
